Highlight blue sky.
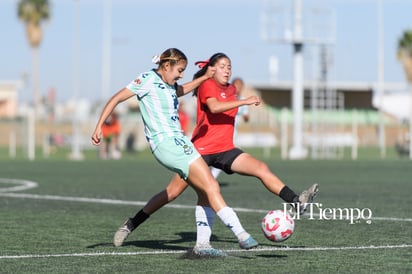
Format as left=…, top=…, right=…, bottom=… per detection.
left=1, top=0, right=411, bottom=103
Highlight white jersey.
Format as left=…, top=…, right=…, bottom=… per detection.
left=126, top=69, right=183, bottom=151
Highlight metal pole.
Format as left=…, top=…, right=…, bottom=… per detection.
left=410, top=86, right=412, bottom=159
left=30, top=48, right=38, bottom=160
left=289, top=0, right=307, bottom=159
left=102, top=0, right=112, bottom=101
left=70, top=0, right=83, bottom=160
left=377, top=0, right=386, bottom=158
left=28, top=108, right=35, bottom=160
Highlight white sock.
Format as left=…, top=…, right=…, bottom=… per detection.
left=216, top=207, right=250, bottom=241
left=195, top=206, right=214, bottom=247
left=210, top=167, right=222, bottom=179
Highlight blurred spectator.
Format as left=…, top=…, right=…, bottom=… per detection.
left=232, top=78, right=250, bottom=140
left=101, top=112, right=121, bottom=159
left=126, top=132, right=136, bottom=153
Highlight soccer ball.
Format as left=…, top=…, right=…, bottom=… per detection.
left=261, top=210, right=294, bottom=242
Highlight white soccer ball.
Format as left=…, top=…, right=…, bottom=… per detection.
left=261, top=209, right=295, bottom=242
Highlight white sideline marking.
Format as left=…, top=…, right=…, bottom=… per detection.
left=0, top=192, right=193, bottom=209
left=1, top=244, right=411, bottom=260
left=0, top=178, right=38, bottom=192
left=0, top=178, right=411, bottom=223
left=1, top=192, right=412, bottom=222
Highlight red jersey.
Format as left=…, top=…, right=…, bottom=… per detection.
left=191, top=78, right=238, bottom=154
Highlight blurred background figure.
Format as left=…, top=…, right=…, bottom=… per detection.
left=100, top=112, right=121, bottom=159
left=232, top=78, right=250, bottom=138
left=125, top=131, right=136, bottom=154
left=178, top=101, right=191, bottom=136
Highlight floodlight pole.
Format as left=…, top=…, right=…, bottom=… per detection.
left=377, top=0, right=386, bottom=158
left=261, top=0, right=333, bottom=159
left=102, top=0, right=112, bottom=101
left=70, top=0, right=84, bottom=160
left=289, top=0, right=308, bottom=159
left=410, top=86, right=412, bottom=159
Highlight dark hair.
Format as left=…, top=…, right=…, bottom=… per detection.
left=157, top=48, right=187, bottom=67
left=192, top=52, right=230, bottom=97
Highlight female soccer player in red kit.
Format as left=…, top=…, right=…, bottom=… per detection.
left=113, top=52, right=318, bottom=257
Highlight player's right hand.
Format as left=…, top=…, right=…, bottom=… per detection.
left=91, top=130, right=102, bottom=146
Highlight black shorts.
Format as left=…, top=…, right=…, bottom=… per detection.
left=201, top=148, right=244, bottom=174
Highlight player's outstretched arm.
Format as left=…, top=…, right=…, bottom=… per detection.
left=92, top=88, right=134, bottom=145
left=177, top=66, right=216, bottom=97
left=206, top=95, right=261, bottom=114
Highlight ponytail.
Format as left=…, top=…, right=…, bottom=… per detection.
left=192, top=52, right=229, bottom=97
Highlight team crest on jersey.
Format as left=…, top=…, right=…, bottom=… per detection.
left=220, top=92, right=226, bottom=99
left=174, top=137, right=193, bottom=155
left=134, top=79, right=141, bottom=85
left=183, top=144, right=193, bottom=155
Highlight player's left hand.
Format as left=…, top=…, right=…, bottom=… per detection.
left=245, top=95, right=261, bottom=106
left=205, top=66, right=216, bottom=79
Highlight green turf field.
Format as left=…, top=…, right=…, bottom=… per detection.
left=0, top=149, right=411, bottom=273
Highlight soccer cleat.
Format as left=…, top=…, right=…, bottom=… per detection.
left=239, top=236, right=259, bottom=250
left=113, top=219, right=134, bottom=247
left=298, top=183, right=319, bottom=214
left=193, top=244, right=227, bottom=257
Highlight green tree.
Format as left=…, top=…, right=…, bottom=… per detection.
left=398, top=30, right=412, bottom=83
left=17, top=0, right=50, bottom=113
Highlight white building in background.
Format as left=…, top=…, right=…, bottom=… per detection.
left=0, top=81, right=20, bottom=118
left=373, top=91, right=411, bottom=122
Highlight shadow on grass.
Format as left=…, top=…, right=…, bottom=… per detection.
left=86, top=230, right=301, bottom=261
left=86, top=231, right=231, bottom=251
left=256, top=254, right=288, bottom=258
left=218, top=181, right=230, bottom=187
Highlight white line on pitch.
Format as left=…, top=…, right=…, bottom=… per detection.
left=1, top=192, right=412, bottom=222
left=0, top=178, right=38, bottom=192
left=0, top=178, right=411, bottom=222
left=1, top=244, right=411, bottom=260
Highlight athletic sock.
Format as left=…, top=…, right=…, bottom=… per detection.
left=129, top=209, right=150, bottom=231
left=210, top=167, right=222, bottom=178
left=216, top=207, right=249, bottom=241
left=279, top=186, right=299, bottom=203
left=195, top=206, right=214, bottom=246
